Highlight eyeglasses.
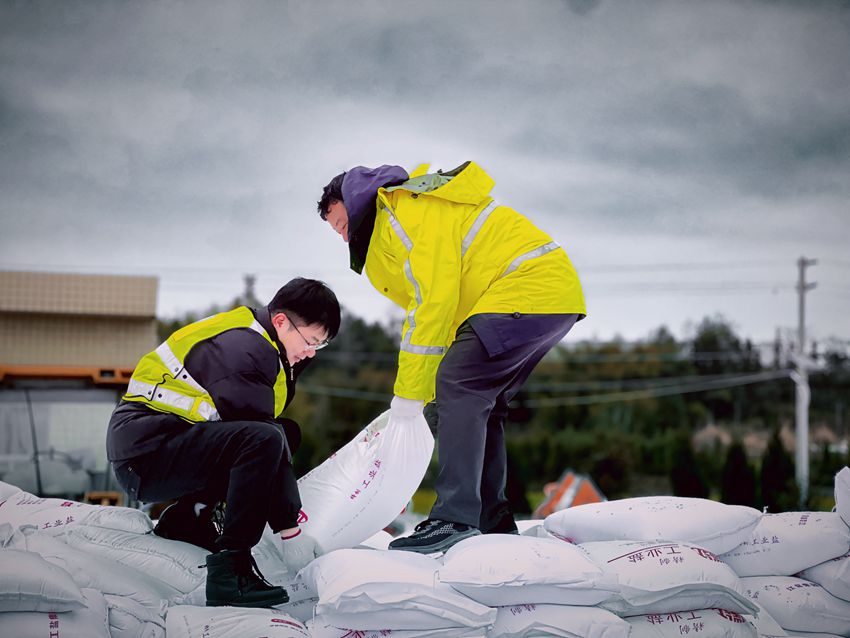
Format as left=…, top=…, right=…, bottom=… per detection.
left=285, top=315, right=330, bottom=351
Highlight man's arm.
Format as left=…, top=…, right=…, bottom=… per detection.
left=185, top=329, right=280, bottom=422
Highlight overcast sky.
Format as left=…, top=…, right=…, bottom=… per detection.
left=1, top=0, right=848, bottom=350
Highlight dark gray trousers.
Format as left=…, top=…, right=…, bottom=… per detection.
left=430, top=313, right=579, bottom=530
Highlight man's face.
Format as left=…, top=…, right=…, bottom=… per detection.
left=271, top=313, right=330, bottom=366
left=325, top=200, right=349, bottom=243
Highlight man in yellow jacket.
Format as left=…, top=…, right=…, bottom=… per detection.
left=318, top=161, right=585, bottom=553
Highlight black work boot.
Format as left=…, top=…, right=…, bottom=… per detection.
left=154, top=500, right=221, bottom=553
left=205, top=549, right=289, bottom=607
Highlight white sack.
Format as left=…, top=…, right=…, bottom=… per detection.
left=63, top=525, right=206, bottom=593
left=105, top=594, right=166, bottom=638
left=274, top=596, right=317, bottom=624
left=627, top=608, right=758, bottom=638
left=11, top=532, right=180, bottom=608
left=0, top=548, right=84, bottom=612
left=297, top=410, right=433, bottom=552
left=798, top=551, right=850, bottom=602
left=0, top=479, right=20, bottom=500
left=580, top=540, right=758, bottom=617
left=545, top=497, right=761, bottom=555
left=0, top=587, right=110, bottom=638
left=301, top=548, right=496, bottom=631
left=308, top=618, right=488, bottom=638
left=0, top=488, right=152, bottom=536
left=165, top=605, right=309, bottom=638
left=488, top=603, right=630, bottom=638
left=359, top=529, right=394, bottom=550
left=792, top=633, right=845, bottom=638
left=437, top=534, right=618, bottom=606
left=745, top=602, right=788, bottom=638
left=719, top=512, right=850, bottom=576
left=740, top=576, right=850, bottom=636
left=836, top=467, right=850, bottom=527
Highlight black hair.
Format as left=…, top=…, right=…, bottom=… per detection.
left=317, top=172, right=346, bottom=220
left=268, top=278, right=341, bottom=340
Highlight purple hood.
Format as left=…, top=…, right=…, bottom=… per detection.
left=342, top=165, right=408, bottom=274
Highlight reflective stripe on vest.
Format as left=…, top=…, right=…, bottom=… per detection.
left=384, top=206, right=447, bottom=357
left=127, top=378, right=221, bottom=421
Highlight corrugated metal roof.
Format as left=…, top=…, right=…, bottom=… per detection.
left=0, top=271, right=157, bottom=317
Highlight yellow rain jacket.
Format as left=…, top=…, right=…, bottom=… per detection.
left=123, top=307, right=289, bottom=423
left=363, top=161, right=585, bottom=401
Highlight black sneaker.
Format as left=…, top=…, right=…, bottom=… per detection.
left=388, top=519, right=481, bottom=554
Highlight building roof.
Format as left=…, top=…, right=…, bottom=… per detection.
left=0, top=271, right=157, bottom=318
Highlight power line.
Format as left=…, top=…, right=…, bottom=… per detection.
left=519, top=369, right=793, bottom=407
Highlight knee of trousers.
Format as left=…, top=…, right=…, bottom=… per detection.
left=241, top=421, right=285, bottom=458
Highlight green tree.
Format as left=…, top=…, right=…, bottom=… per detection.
left=720, top=440, right=757, bottom=506
left=759, top=429, right=799, bottom=512
left=669, top=430, right=710, bottom=498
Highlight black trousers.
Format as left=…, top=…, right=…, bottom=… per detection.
left=430, top=314, right=578, bottom=530
left=112, top=415, right=299, bottom=551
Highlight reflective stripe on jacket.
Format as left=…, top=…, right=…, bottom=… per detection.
left=364, top=161, right=586, bottom=401
left=123, top=307, right=288, bottom=422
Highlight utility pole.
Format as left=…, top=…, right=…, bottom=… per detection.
left=791, top=256, right=817, bottom=509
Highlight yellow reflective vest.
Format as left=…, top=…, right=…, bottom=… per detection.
left=364, top=161, right=586, bottom=401
left=123, top=307, right=289, bottom=423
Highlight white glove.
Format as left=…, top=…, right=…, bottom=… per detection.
left=279, top=528, right=320, bottom=574
left=390, top=395, right=424, bottom=419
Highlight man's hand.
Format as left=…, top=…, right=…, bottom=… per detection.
left=390, top=396, right=424, bottom=420
left=279, top=527, right=321, bottom=574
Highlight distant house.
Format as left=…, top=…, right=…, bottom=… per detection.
left=0, top=271, right=158, bottom=498
left=532, top=469, right=606, bottom=519
left=0, top=271, right=157, bottom=385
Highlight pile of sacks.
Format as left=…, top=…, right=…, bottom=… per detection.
left=1, top=418, right=848, bottom=638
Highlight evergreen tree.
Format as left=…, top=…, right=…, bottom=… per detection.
left=720, top=440, right=757, bottom=506
left=759, top=429, right=800, bottom=512
left=669, top=430, right=709, bottom=498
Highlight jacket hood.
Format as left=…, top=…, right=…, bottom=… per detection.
left=342, top=165, right=409, bottom=274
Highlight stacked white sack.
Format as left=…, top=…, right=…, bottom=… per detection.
left=740, top=576, right=850, bottom=637
left=104, top=594, right=166, bottom=638
left=0, top=587, right=111, bottom=638
left=307, top=620, right=488, bottom=638
left=301, top=548, right=496, bottom=632
left=296, top=409, right=434, bottom=552
left=0, top=481, right=153, bottom=536
left=836, top=467, right=850, bottom=526
left=798, top=551, right=850, bottom=602
left=165, top=605, right=308, bottom=638
left=436, top=534, right=619, bottom=606
left=579, top=540, right=758, bottom=617
left=486, top=604, right=629, bottom=638
left=745, top=602, right=790, bottom=638
left=718, top=512, right=850, bottom=576
left=544, top=496, right=761, bottom=555
left=627, top=608, right=758, bottom=638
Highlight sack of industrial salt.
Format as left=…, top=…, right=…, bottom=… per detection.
left=274, top=596, right=318, bottom=624
left=488, top=603, right=629, bottom=638
left=0, top=548, right=84, bottom=612
left=836, top=467, right=850, bottom=526
left=739, top=576, right=850, bottom=636
left=627, top=608, right=758, bottom=638
left=793, top=633, right=845, bottom=638
left=63, top=525, right=206, bottom=593
left=297, top=410, right=434, bottom=553
left=0, top=587, right=110, bottom=638
left=165, top=605, right=308, bottom=638
left=798, top=551, right=850, bottom=602
left=301, top=548, right=496, bottom=631
left=580, top=540, right=757, bottom=617
left=545, top=497, right=761, bottom=555
left=745, top=602, right=789, bottom=638
left=437, top=534, right=618, bottom=606
left=0, top=479, right=20, bottom=500
left=719, top=512, right=850, bottom=576
left=11, top=531, right=179, bottom=608
left=359, top=529, right=394, bottom=550
left=105, top=594, right=166, bottom=638
left=0, top=488, right=152, bottom=536
left=307, top=618, right=488, bottom=638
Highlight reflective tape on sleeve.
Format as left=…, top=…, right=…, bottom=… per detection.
left=499, top=241, right=561, bottom=279
left=155, top=342, right=206, bottom=393
left=125, top=378, right=220, bottom=421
